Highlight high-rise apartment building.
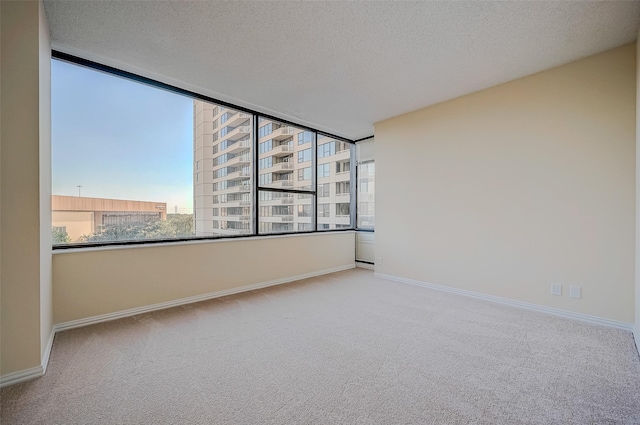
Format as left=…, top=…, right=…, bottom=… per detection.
left=193, top=99, right=353, bottom=236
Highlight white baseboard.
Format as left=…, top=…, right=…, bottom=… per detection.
left=54, top=264, right=356, bottom=333
left=356, top=261, right=374, bottom=270
left=1, top=265, right=354, bottom=388
left=41, top=328, right=55, bottom=374
left=0, top=328, right=56, bottom=388
left=375, top=273, right=634, bottom=332
left=634, top=327, right=640, bottom=356
left=0, top=365, right=44, bottom=388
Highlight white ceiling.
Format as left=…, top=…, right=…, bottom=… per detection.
left=44, top=1, right=640, bottom=140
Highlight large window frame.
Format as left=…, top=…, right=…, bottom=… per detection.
left=52, top=51, right=362, bottom=249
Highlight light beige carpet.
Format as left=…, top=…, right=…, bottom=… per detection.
left=1, top=268, right=639, bottom=424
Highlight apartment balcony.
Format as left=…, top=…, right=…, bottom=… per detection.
left=224, top=125, right=251, bottom=141
left=225, top=183, right=251, bottom=193
left=221, top=139, right=251, bottom=155
left=239, top=200, right=252, bottom=206
left=335, top=172, right=350, bottom=182
left=274, top=215, right=294, bottom=222
left=222, top=215, right=251, bottom=222
left=336, top=192, right=350, bottom=199
left=274, top=162, right=294, bottom=172
left=259, top=195, right=294, bottom=205
left=225, top=154, right=251, bottom=166
left=225, top=168, right=251, bottom=180
left=269, top=179, right=293, bottom=188
left=224, top=112, right=251, bottom=127
left=270, top=126, right=295, bottom=141
left=270, top=143, right=293, bottom=157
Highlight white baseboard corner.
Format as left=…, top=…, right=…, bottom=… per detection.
left=634, top=327, right=640, bottom=357
left=0, top=366, right=44, bottom=388
left=375, top=273, right=634, bottom=332
left=0, top=329, right=54, bottom=388
left=54, top=263, right=356, bottom=333
left=356, top=261, right=374, bottom=270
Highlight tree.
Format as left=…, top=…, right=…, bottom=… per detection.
left=81, top=214, right=194, bottom=243
left=52, top=227, right=72, bottom=244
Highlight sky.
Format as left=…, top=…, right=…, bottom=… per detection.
left=51, top=59, right=194, bottom=212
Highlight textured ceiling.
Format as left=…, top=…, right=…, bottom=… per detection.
left=44, top=1, right=640, bottom=140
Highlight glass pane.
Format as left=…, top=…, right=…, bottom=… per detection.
left=357, top=160, right=375, bottom=229
left=259, top=191, right=314, bottom=234
left=51, top=59, right=197, bottom=245
left=201, top=102, right=254, bottom=236
left=257, top=118, right=314, bottom=191
left=316, top=135, right=353, bottom=230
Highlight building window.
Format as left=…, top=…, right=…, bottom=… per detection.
left=318, top=141, right=336, bottom=158
left=259, top=139, right=272, bottom=154
left=317, top=163, right=330, bottom=178
left=336, top=203, right=350, bottom=216
left=318, top=183, right=330, bottom=197
left=259, top=123, right=273, bottom=138
left=298, top=148, right=311, bottom=163
left=336, top=161, right=350, bottom=173
left=336, top=181, right=350, bottom=194
left=297, top=167, right=311, bottom=181
left=298, top=205, right=312, bottom=217
left=298, top=131, right=313, bottom=145
left=318, top=204, right=330, bottom=217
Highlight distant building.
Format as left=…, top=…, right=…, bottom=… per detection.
left=52, top=195, right=167, bottom=241
left=193, top=100, right=352, bottom=236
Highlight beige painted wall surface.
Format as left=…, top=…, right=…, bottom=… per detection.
left=0, top=1, right=50, bottom=375
left=38, top=0, right=53, bottom=361
left=375, top=43, right=636, bottom=323
left=636, top=33, right=640, bottom=346
left=53, top=232, right=355, bottom=324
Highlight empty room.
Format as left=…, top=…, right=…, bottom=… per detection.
left=1, top=1, right=640, bottom=424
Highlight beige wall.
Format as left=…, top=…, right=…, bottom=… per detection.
left=53, top=232, right=355, bottom=324
left=375, top=43, right=636, bottom=324
left=0, top=1, right=52, bottom=375
left=636, top=33, right=640, bottom=347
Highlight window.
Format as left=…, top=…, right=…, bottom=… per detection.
left=318, top=204, right=330, bottom=217
left=298, top=131, right=313, bottom=145
left=259, top=123, right=273, bottom=138
left=317, top=134, right=354, bottom=229
left=336, top=161, right=350, bottom=173
left=357, top=159, right=375, bottom=229
left=317, top=164, right=330, bottom=178
left=259, top=157, right=273, bottom=170
left=318, top=183, right=330, bottom=197
left=318, top=141, right=336, bottom=158
left=259, top=173, right=273, bottom=185
left=298, top=148, right=311, bottom=163
left=52, top=57, right=355, bottom=247
left=336, top=203, right=350, bottom=216
left=336, top=181, right=350, bottom=195
left=298, top=205, right=312, bottom=217
left=297, top=167, right=311, bottom=181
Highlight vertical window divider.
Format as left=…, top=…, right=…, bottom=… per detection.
left=350, top=144, right=357, bottom=230
left=312, top=132, right=318, bottom=231
left=253, top=114, right=259, bottom=235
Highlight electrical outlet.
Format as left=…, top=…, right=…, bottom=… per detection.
left=551, top=284, right=562, bottom=296
left=569, top=285, right=582, bottom=299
